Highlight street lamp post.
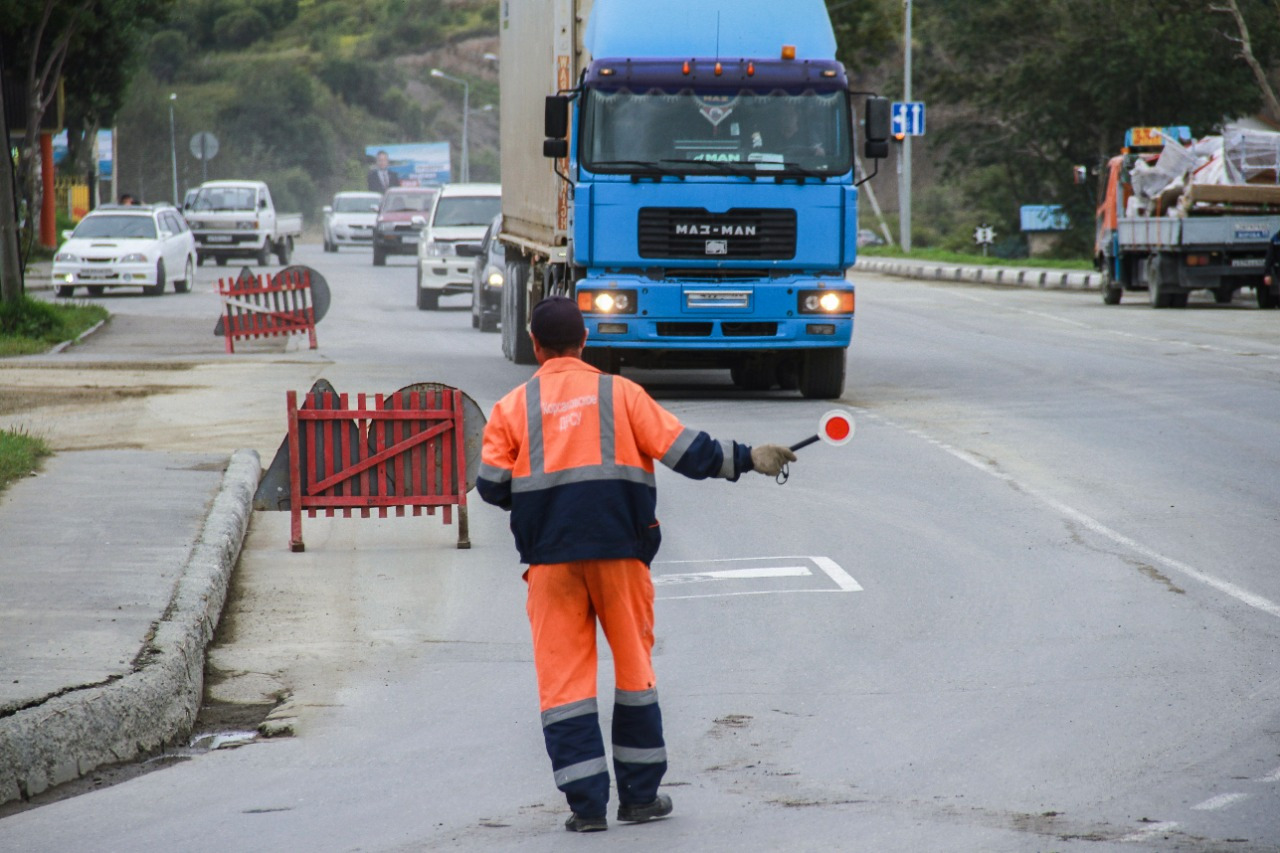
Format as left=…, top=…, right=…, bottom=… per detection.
left=430, top=69, right=469, bottom=183
left=168, top=93, right=178, bottom=205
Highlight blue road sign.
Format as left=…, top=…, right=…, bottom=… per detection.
left=891, top=101, right=926, bottom=137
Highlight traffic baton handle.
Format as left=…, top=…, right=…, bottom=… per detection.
left=790, top=435, right=820, bottom=452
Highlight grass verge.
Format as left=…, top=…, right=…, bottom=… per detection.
left=0, top=297, right=109, bottom=357
left=860, top=246, right=1093, bottom=270
left=0, top=428, right=51, bottom=495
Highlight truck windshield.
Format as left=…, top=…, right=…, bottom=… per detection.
left=581, top=88, right=852, bottom=176
left=188, top=187, right=257, bottom=211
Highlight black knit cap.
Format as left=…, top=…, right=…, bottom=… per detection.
left=529, top=295, right=586, bottom=350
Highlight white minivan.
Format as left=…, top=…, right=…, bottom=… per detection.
left=415, top=183, right=502, bottom=310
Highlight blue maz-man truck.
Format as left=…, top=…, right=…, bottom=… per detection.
left=497, top=0, right=889, bottom=398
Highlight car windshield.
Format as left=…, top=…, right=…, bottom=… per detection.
left=580, top=88, right=852, bottom=176
left=383, top=192, right=436, bottom=213
left=432, top=196, right=502, bottom=227
left=188, top=187, right=257, bottom=211
left=335, top=196, right=380, bottom=213
left=72, top=215, right=157, bottom=240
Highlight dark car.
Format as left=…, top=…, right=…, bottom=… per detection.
left=465, top=214, right=505, bottom=332
left=372, top=186, right=438, bottom=266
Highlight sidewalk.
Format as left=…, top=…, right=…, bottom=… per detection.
left=855, top=256, right=1099, bottom=289
left=0, top=448, right=258, bottom=805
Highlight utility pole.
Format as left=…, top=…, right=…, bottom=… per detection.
left=0, top=62, right=23, bottom=303
left=899, top=0, right=912, bottom=253
left=168, top=93, right=178, bottom=204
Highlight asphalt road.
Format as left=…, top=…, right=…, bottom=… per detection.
left=2, top=245, right=1278, bottom=851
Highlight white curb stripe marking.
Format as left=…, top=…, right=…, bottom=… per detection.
left=1119, top=821, right=1178, bottom=842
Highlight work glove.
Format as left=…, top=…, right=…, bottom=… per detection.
left=750, top=444, right=797, bottom=477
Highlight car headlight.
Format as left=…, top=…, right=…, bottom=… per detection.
left=577, top=289, right=637, bottom=314
left=798, top=289, right=854, bottom=314
left=54, top=252, right=77, bottom=262
left=119, top=253, right=149, bottom=263
left=486, top=270, right=504, bottom=288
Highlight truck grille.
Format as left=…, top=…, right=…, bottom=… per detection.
left=638, top=208, right=796, bottom=260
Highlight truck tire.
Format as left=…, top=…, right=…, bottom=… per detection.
left=1145, top=256, right=1174, bottom=308
left=145, top=260, right=166, bottom=296
left=1257, top=285, right=1278, bottom=309
left=1100, top=259, right=1122, bottom=304
left=373, top=245, right=386, bottom=267
left=502, top=258, right=536, bottom=365
left=1213, top=285, right=1234, bottom=304
left=257, top=241, right=272, bottom=266
left=417, top=287, right=439, bottom=311
left=55, top=285, right=74, bottom=297
left=276, top=236, right=293, bottom=265
left=798, top=349, right=846, bottom=399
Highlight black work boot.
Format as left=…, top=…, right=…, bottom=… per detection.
left=564, top=813, right=608, bottom=832
left=616, top=793, right=673, bottom=823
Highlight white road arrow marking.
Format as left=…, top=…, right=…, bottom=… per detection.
left=652, top=566, right=811, bottom=586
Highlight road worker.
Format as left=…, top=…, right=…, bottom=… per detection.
left=476, top=295, right=797, bottom=833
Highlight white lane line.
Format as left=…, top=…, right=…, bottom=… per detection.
left=855, top=410, right=1280, bottom=622
left=812, top=556, right=864, bottom=591
left=1191, top=793, right=1250, bottom=811
left=1119, top=821, right=1179, bottom=842
left=1258, top=765, right=1280, bottom=783
left=653, top=566, right=812, bottom=586
left=659, top=588, right=861, bottom=601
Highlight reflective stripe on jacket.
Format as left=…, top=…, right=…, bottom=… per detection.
left=477, top=357, right=752, bottom=565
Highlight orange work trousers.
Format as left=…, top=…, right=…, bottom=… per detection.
left=525, top=558, right=657, bottom=712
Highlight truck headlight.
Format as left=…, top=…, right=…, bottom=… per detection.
left=236, top=220, right=258, bottom=230
left=486, top=270, right=504, bottom=288
left=427, top=242, right=450, bottom=257
left=798, top=289, right=854, bottom=314
left=577, top=289, right=637, bottom=314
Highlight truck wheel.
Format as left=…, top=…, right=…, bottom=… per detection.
left=323, top=237, right=335, bottom=253
left=798, top=349, right=846, bottom=399
left=502, top=258, right=536, bottom=365
left=276, top=237, right=293, bottom=265
left=1213, top=286, right=1234, bottom=304
left=1100, top=263, right=1122, bottom=304
left=731, top=360, right=775, bottom=391
left=145, top=260, right=166, bottom=296
left=55, top=285, right=75, bottom=297
left=257, top=242, right=272, bottom=266
left=373, top=245, right=386, bottom=267
left=1257, top=286, right=1278, bottom=309
left=417, top=288, right=439, bottom=310
left=582, top=347, right=619, bottom=374
left=1146, top=258, right=1173, bottom=308
left=87, top=286, right=105, bottom=296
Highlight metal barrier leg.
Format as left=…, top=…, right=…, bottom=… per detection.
left=456, top=503, right=471, bottom=550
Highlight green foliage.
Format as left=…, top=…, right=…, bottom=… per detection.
left=0, top=428, right=52, bottom=496
left=914, top=0, right=1280, bottom=251
left=826, top=0, right=897, bottom=73
left=148, top=29, right=192, bottom=82
left=214, top=8, right=270, bottom=49
left=0, top=297, right=108, bottom=356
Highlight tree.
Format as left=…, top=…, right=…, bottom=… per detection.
left=915, top=0, right=1280, bottom=251
left=0, top=0, right=170, bottom=246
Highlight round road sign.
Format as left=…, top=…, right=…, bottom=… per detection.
left=189, top=131, right=219, bottom=160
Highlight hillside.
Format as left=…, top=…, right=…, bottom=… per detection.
left=114, top=0, right=499, bottom=221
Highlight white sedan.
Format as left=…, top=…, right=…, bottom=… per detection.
left=323, top=191, right=381, bottom=252
left=52, top=204, right=197, bottom=297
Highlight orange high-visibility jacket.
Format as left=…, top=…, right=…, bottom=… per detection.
left=477, top=357, right=752, bottom=565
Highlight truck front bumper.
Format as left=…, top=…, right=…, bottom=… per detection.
left=576, top=273, right=853, bottom=351
left=195, top=232, right=267, bottom=258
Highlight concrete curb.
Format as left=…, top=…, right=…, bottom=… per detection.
left=49, top=318, right=109, bottom=354
left=0, top=449, right=261, bottom=805
left=856, top=257, right=1099, bottom=290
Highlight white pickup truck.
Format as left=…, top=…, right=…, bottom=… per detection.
left=183, top=179, right=303, bottom=266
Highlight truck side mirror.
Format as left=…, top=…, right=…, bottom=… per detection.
left=864, top=97, right=891, bottom=160
left=543, top=138, right=569, bottom=159
left=544, top=95, right=570, bottom=139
